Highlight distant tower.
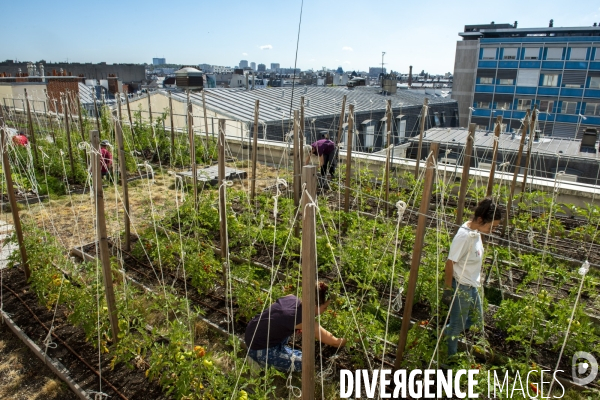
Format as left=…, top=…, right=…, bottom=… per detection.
left=250, top=62, right=256, bottom=71
left=408, top=65, right=413, bottom=86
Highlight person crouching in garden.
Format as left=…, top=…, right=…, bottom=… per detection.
left=443, top=197, right=502, bottom=357
left=244, top=282, right=347, bottom=372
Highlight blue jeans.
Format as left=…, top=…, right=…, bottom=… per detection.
left=247, top=337, right=302, bottom=372
left=445, top=279, right=484, bottom=356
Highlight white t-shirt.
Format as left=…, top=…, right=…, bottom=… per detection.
left=448, top=222, right=484, bottom=287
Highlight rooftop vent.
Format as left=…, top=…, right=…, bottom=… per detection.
left=175, top=67, right=204, bottom=90
left=581, top=127, right=598, bottom=153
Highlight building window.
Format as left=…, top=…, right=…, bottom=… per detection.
left=569, top=47, right=587, bottom=60
left=479, top=77, right=493, bottom=84
left=561, top=101, right=577, bottom=114
left=498, top=78, right=514, bottom=85
left=546, top=47, right=563, bottom=60
left=589, top=77, right=600, bottom=89
left=542, top=74, right=559, bottom=87
left=524, top=47, right=540, bottom=60
left=365, top=125, right=375, bottom=148
left=517, top=99, right=532, bottom=110
left=596, top=48, right=600, bottom=61
left=477, top=101, right=490, bottom=109
left=564, top=84, right=582, bottom=88
left=481, top=48, right=496, bottom=60
left=539, top=100, right=554, bottom=113
left=496, top=101, right=511, bottom=110
left=584, top=103, right=600, bottom=116
left=503, top=48, right=518, bottom=60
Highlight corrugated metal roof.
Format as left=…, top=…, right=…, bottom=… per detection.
left=168, top=86, right=455, bottom=124
left=411, top=127, right=597, bottom=160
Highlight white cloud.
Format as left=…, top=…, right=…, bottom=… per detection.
left=344, top=61, right=351, bottom=64
left=342, top=46, right=353, bottom=51
left=259, top=44, right=273, bottom=50
left=242, top=52, right=248, bottom=56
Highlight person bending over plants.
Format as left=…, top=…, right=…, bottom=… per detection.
left=443, top=197, right=502, bottom=357
left=244, top=281, right=347, bottom=372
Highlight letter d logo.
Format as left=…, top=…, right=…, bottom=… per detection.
left=572, top=352, right=598, bottom=386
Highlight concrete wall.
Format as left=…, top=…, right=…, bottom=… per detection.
left=451, top=40, right=479, bottom=127
left=0, top=83, right=47, bottom=111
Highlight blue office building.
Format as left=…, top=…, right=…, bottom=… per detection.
left=453, top=22, right=600, bottom=138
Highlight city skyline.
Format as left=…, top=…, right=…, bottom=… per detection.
left=1, top=0, right=598, bottom=75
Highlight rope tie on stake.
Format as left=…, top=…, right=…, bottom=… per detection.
left=218, top=180, right=233, bottom=223
left=392, top=286, right=404, bottom=312
left=272, top=178, right=288, bottom=218
left=396, top=200, right=407, bottom=220
left=286, top=353, right=301, bottom=398
left=87, top=391, right=110, bottom=400
left=42, top=326, right=57, bottom=350
left=137, top=161, right=155, bottom=184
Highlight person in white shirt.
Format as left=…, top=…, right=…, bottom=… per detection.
left=443, top=198, right=502, bottom=357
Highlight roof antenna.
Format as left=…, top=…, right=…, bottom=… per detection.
left=549, top=19, right=554, bottom=27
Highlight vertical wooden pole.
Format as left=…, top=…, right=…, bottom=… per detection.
left=115, top=118, right=131, bottom=251
left=169, top=92, right=175, bottom=163
left=384, top=99, right=393, bottom=214
left=520, top=106, right=537, bottom=199
left=218, top=119, right=229, bottom=282
left=300, top=96, right=305, bottom=169
left=23, top=89, right=38, bottom=166
left=301, top=164, right=317, bottom=399
left=486, top=116, right=503, bottom=197
left=147, top=92, right=153, bottom=127
left=335, top=95, right=347, bottom=145
left=502, top=110, right=530, bottom=236
left=293, top=110, right=301, bottom=209
left=455, top=124, right=476, bottom=227
left=344, top=105, right=354, bottom=213
left=76, top=93, right=85, bottom=142
left=44, top=89, right=56, bottom=141
left=414, top=98, right=429, bottom=177
left=0, top=107, right=30, bottom=279
left=187, top=92, right=198, bottom=209
left=125, top=92, right=134, bottom=141
left=250, top=100, right=260, bottom=201
left=90, top=129, right=120, bottom=344
left=394, top=141, right=439, bottom=368
left=92, top=91, right=101, bottom=134
left=62, top=94, right=76, bottom=182
left=202, top=90, right=210, bottom=153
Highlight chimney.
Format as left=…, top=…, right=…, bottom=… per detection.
left=549, top=19, right=554, bottom=27
left=514, top=21, right=518, bottom=28
left=408, top=65, right=413, bottom=86
left=594, top=23, right=598, bottom=27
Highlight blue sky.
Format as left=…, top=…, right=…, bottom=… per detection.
left=2, top=0, right=599, bottom=74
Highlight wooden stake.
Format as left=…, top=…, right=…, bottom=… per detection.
left=344, top=105, right=354, bottom=213
left=0, top=107, right=30, bottom=280
left=218, top=119, right=229, bottom=282
left=502, top=110, right=530, bottom=237
left=455, top=124, right=476, bottom=227
left=62, top=94, right=76, bottom=182
left=169, top=92, right=175, bottom=163
left=76, top=93, right=85, bottom=142
left=384, top=99, right=393, bottom=214
left=147, top=92, right=153, bottom=127
left=520, top=106, right=537, bottom=200
left=43, top=89, right=56, bottom=141
left=293, top=110, right=301, bottom=209
left=114, top=114, right=131, bottom=251
left=202, top=90, right=210, bottom=155
left=23, top=89, right=38, bottom=166
left=486, top=116, right=503, bottom=197
left=124, top=92, right=134, bottom=142
left=413, top=98, right=429, bottom=177
left=335, top=95, right=347, bottom=145
left=90, top=129, right=120, bottom=344
left=93, top=91, right=101, bottom=134
left=300, top=96, right=305, bottom=169
left=187, top=92, right=198, bottom=209
left=301, top=164, right=317, bottom=399
left=250, top=100, right=260, bottom=201
left=394, top=141, right=439, bottom=368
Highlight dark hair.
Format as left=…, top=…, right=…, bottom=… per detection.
left=473, top=197, right=502, bottom=224
left=316, top=281, right=329, bottom=305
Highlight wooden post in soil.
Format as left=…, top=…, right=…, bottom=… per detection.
left=413, top=98, right=429, bottom=177
left=218, top=119, right=229, bottom=283
left=486, top=116, right=503, bottom=197
left=62, top=94, right=76, bottom=182
left=344, top=105, right=354, bottom=213
left=23, top=89, right=38, bottom=166
left=124, top=93, right=134, bottom=142
left=520, top=106, right=537, bottom=201
left=43, top=89, right=56, bottom=141
left=301, top=164, right=317, bottom=400
left=169, top=92, right=175, bottom=164
left=76, top=93, right=85, bottom=142
left=93, top=91, right=101, bottom=134
left=384, top=99, right=393, bottom=214
left=335, top=95, right=347, bottom=145
left=0, top=107, right=30, bottom=280
left=115, top=118, right=131, bottom=251
left=455, top=124, right=476, bottom=227
left=394, top=141, right=439, bottom=368
left=502, top=110, right=530, bottom=237
left=293, top=110, right=301, bottom=209
left=202, top=90, right=210, bottom=157
left=147, top=91, right=153, bottom=127
left=90, top=129, right=120, bottom=344
left=250, top=100, right=260, bottom=201
left=187, top=92, right=198, bottom=210
left=300, top=96, right=305, bottom=169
